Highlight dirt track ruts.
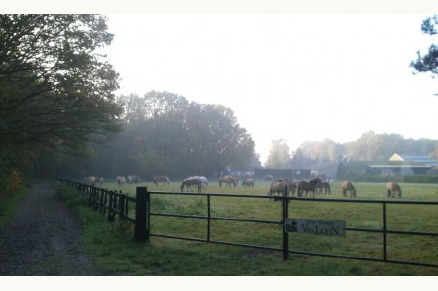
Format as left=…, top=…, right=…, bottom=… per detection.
left=0, top=180, right=100, bottom=275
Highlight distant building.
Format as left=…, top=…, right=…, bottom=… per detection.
left=388, top=153, right=437, bottom=167
left=367, top=153, right=436, bottom=175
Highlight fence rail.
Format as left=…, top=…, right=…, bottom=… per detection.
left=58, top=179, right=438, bottom=268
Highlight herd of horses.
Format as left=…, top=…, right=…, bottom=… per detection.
left=267, top=178, right=403, bottom=200
left=84, top=175, right=139, bottom=187
left=83, top=174, right=403, bottom=199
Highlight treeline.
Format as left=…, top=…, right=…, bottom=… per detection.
left=302, top=132, right=437, bottom=163
left=0, top=15, right=123, bottom=192
left=266, top=132, right=438, bottom=169
left=42, top=91, right=260, bottom=179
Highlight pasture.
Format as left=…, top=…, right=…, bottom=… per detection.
left=74, top=179, right=438, bottom=275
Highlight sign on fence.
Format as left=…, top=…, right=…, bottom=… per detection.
left=285, top=218, right=346, bottom=237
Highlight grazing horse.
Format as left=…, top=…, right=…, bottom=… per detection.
left=242, top=177, right=255, bottom=188
left=386, top=182, right=402, bottom=198
left=180, top=177, right=202, bottom=193
left=296, top=177, right=322, bottom=198
left=287, top=179, right=297, bottom=196
left=84, top=176, right=96, bottom=186
left=197, top=176, right=209, bottom=188
left=316, top=181, right=331, bottom=194
left=127, top=175, right=140, bottom=183
left=153, top=176, right=171, bottom=186
left=268, top=181, right=288, bottom=200
left=219, top=175, right=237, bottom=188
left=341, top=181, right=357, bottom=198
left=116, top=176, right=126, bottom=187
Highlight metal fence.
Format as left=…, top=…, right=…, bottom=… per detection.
left=59, top=179, right=438, bottom=268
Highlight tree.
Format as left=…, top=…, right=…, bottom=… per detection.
left=265, top=139, right=290, bottom=168
left=0, top=15, right=123, bottom=175
left=411, top=15, right=438, bottom=76
left=91, top=92, right=258, bottom=178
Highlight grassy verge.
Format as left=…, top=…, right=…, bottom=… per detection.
left=0, top=185, right=30, bottom=227
left=56, top=181, right=438, bottom=275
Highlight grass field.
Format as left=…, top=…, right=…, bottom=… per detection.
left=61, top=179, right=438, bottom=275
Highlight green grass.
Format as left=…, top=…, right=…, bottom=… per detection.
left=58, top=180, right=438, bottom=275
left=0, top=185, right=30, bottom=227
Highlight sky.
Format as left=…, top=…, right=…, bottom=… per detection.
left=104, top=13, right=438, bottom=164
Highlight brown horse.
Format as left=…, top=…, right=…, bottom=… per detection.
left=268, top=181, right=288, bottom=200
left=153, top=176, right=171, bottom=186
left=296, top=177, right=322, bottom=198
left=242, top=177, right=255, bottom=187
left=287, top=179, right=297, bottom=196
left=316, top=181, right=331, bottom=194
left=341, top=181, right=357, bottom=198
left=386, top=182, right=402, bottom=198
left=180, top=177, right=202, bottom=193
left=219, top=175, right=237, bottom=188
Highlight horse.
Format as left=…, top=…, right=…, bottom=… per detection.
left=287, top=179, right=297, bottom=196
left=84, top=176, right=96, bottom=186
left=296, top=177, right=322, bottom=198
left=180, top=177, right=202, bottom=193
left=219, top=175, right=237, bottom=188
left=242, top=177, right=255, bottom=188
left=341, top=181, right=357, bottom=198
left=197, top=176, right=209, bottom=188
left=96, top=177, right=104, bottom=186
left=386, top=182, right=402, bottom=198
left=316, top=181, right=331, bottom=194
left=264, top=175, right=274, bottom=182
left=268, top=181, right=288, bottom=200
left=153, top=176, right=171, bottom=186
left=127, top=175, right=140, bottom=183
left=116, top=176, right=126, bottom=187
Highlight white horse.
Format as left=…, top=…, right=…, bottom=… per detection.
left=196, top=176, right=209, bottom=188
left=180, top=177, right=202, bottom=192
left=116, top=176, right=126, bottom=187
left=84, top=176, right=96, bottom=186
left=127, top=175, right=139, bottom=183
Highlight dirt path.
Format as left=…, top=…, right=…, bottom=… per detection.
left=0, top=180, right=100, bottom=275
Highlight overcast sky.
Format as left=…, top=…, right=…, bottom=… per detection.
left=104, top=14, right=438, bottom=163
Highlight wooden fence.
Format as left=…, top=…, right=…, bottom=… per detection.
left=58, top=179, right=438, bottom=268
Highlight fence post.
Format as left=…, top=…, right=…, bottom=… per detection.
left=119, top=194, right=125, bottom=220
left=383, top=202, right=387, bottom=261
left=282, top=184, right=289, bottom=260
left=108, top=191, right=115, bottom=222
left=207, top=195, right=211, bottom=242
left=135, top=187, right=149, bottom=242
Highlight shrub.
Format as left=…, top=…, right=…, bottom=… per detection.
left=0, top=169, right=24, bottom=200
left=6, top=169, right=23, bottom=192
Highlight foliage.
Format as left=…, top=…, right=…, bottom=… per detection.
left=0, top=184, right=29, bottom=227
left=265, top=139, right=290, bottom=168
left=4, top=169, right=24, bottom=192
left=271, top=132, right=437, bottom=174
left=58, top=91, right=258, bottom=178
left=411, top=15, right=438, bottom=76
left=0, top=14, right=123, bottom=178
